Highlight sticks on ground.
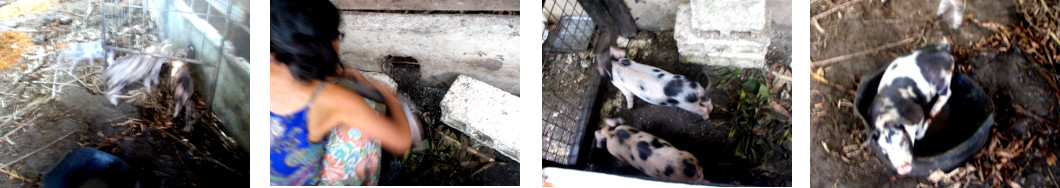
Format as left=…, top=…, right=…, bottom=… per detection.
left=1, top=115, right=40, bottom=145
left=812, top=37, right=915, bottom=67
left=811, top=72, right=856, bottom=96
left=811, top=0, right=864, bottom=21
left=439, top=133, right=495, bottom=162
left=0, top=132, right=76, bottom=170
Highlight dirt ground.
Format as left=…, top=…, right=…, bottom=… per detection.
left=381, top=62, right=520, bottom=186
left=810, top=0, right=1060, bottom=187
left=577, top=29, right=792, bottom=186
left=0, top=0, right=248, bottom=187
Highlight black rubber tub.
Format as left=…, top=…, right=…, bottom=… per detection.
left=854, top=71, right=994, bottom=177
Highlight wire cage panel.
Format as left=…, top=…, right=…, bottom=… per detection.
left=542, top=0, right=604, bottom=166
left=543, top=0, right=597, bottom=53
left=98, top=0, right=246, bottom=107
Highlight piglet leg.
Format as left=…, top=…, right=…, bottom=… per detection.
left=617, top=86, right=635, bottom=109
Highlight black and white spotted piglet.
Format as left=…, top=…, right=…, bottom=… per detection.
left=598, top=46, right=713, bottom=120
left=594, top=118, right=704, bottom=183
left=869, top=41, right=955, bottom=175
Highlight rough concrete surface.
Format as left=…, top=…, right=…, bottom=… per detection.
left=440, top=75, right=520, bottom=162
left=622, top=0, right=689, bottom=31
left=338, top=11, right=520, bottom=95
left=674, top=4, right=769, bottom=68
left=363, top=71, right=398, bottom=91
left=690, top=0, right=766, bottom=33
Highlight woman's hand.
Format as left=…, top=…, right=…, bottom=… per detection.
left=337, top=66, right=371, bottom=84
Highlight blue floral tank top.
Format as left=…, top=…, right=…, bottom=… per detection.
left=270, top=82, right=328, bottom=185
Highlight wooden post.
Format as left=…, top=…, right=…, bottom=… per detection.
left=577, top=0, right=618, bottom=56
left=577, top=0, right=637, bottom=59
left=603, top=0, right=637, bottom=38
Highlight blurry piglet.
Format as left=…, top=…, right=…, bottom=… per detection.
left=170, top=59, right=195, bottom=132
left=594, top=118, right=705, bottom=184
left=598, top=46, right=713, bottom=120
left=936, top=0, right=964, bottom=29
left=104, top=42, right=172, bottom=105
left=57, top=40, right=107, bottom=74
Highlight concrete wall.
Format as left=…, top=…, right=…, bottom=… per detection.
left=623, top=0, right=689, bottom=31
left=338, top=11, right=520, bottom=94
left=147, top=0, right=250, bottom=152
left=554, top=0, right=786, bottom=32
left=544, top=0, right=686, bottom=32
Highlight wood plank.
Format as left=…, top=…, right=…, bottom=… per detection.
left=330, top=0, right=519, bottom=11
left=602, top=0, right=637, bottom=37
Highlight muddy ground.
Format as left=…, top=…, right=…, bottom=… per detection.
left=810, top=0, right=1060, bottom=187
left=381, top=62, right=520, bottom=186
left=0, top=0, right=248, bottom=187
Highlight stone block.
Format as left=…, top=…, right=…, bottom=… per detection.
left=440, top=75, right=521, bottom=162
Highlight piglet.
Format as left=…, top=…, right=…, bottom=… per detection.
left=598, top=46, right=713, bottom=120
left=57, top=40, right=106, bottom=74
left=869, top=41, right=955, bottom=175
left=104, top=41, right=172, bottom=105
left=936, top=0, right=964, bottom=29
left=595, top=118, right=705, bottom=183
left=170, top=60, right=195, bottom=132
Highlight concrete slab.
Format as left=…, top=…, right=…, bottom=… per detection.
left=440, top=75, right=520, bottom=162
left=338, top=12, right=520, bottom=95
left=674, top=4, right=769, bottom=68
left=689, top=0, right=766, bottom=33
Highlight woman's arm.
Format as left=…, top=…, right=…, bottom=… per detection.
left=336, top=66, right=371, bottom=84
left=366, top=80, right=412, bottom=155
left=316, top=84, right=412, bottom=156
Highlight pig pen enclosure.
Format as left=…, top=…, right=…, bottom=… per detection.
left=542, top=0, right=793, bottom=186
left=0, top=0, right=249, bottom=187
left=328, top=1, right=521, bottom=185
left=810, top=0, right=1060, bottom=187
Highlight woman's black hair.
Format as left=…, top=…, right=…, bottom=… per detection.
left=270, top=0, right=344, bottom=82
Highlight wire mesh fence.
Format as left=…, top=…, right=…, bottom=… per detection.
left=542, top=0, right=601, bottom=165
left=98, top=0, right=246, bottom=107
left=543, top=0, right=595, bottom=54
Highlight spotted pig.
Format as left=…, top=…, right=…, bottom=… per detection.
left=870, top=41, right=955, bottom=175
left=597, top=46, right=713, bottom=120
left=594, top=118, right=704, bottom=183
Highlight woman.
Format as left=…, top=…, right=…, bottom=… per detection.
left=269, top=0, right=411, bottom=185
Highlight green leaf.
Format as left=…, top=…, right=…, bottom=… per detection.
left=757, top=83, right=769, bottom=100
left=742, top=80, right=760, bottom=94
